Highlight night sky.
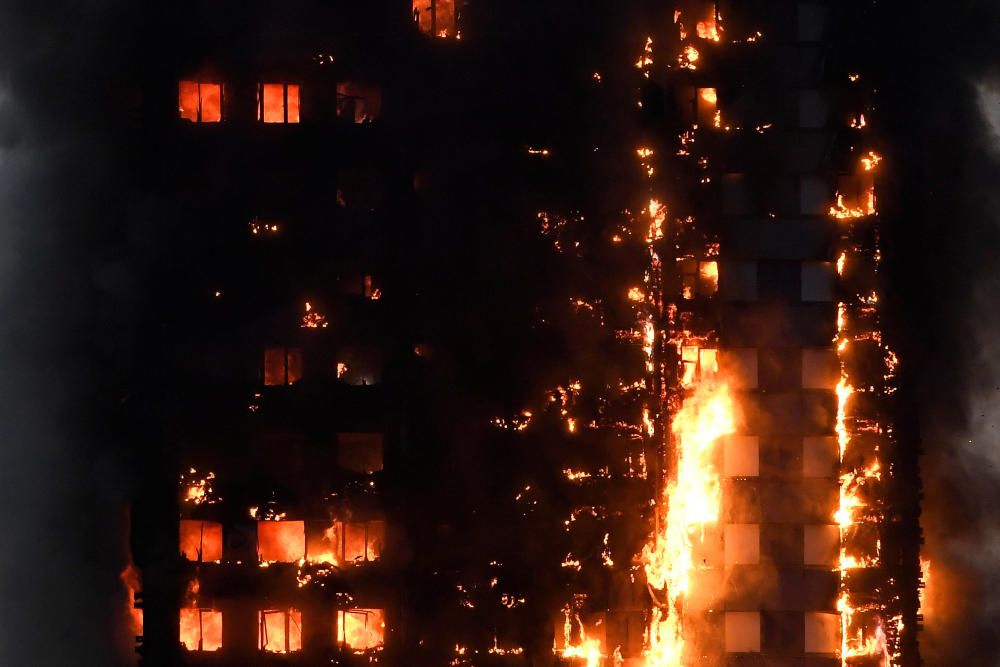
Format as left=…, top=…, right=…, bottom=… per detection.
left=0, top=1, right=998, bottom=665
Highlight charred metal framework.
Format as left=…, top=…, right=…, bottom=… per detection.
left=124, top=2, right=922, bottom=667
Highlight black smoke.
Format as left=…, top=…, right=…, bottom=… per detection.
left=879, top=1, right=1000, bottom=664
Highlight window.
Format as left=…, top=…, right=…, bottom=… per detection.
left=336, top=609, right=385, bottom=650
left=259, top=609, right=302, bottom=653
left=799, top=175, right=829, bottom=215
left=804, top=612, right=840, bottom=653
left=723, top=436, right=759, bottom=477
left=178, top=81, right=222, bottom=123
left=798, top=3, right=828, bottom=42
left=801, top=348, right=838, bottom=389
left=801, top=261, right=834, bottom=301
left=798, top=90, right=828, bottom=128
left=257, top=520, right=306, bottom=563
left=413, top=0, right=457, bottom=38
left=719, top=260, right=757, bottom=301
left=803, top=525, right=839, bottom=566
left=724, top=524, right=760, bottom=565
left=258, top=83, right=300, bottom=124
left=264, top=347, right=302, bottom=386
left=802, top=436, right=837, bottom=477
left=678, top=258, right=718, bottom=299
left=336, top=83, right=382, bottom=124
left=338, top=432, right=384, bottom=473
left=680, top=346, right=718, bottom=388
left=344, top=520, right=386, bottom=564
left=179, top=520, right=223, bottom=562
left=720, top=348, right=758, bottom=389
left=363, top=274, right=382, bottom=300
left=696, top=87, right=719, bottom=127
left=180, top=608, right=222, bottom=651
left=725, top=612, right=760, bottom=653
left=306, top=520, right=384, bottom=565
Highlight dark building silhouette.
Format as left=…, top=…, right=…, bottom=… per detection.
left=123, top=2, right=923, bottom=666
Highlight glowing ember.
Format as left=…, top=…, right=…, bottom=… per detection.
left=180, top=469, right=218, bottom=505
left=647, top=199, right=666, bottom=242
left=301, top=301, right=328, bottom=328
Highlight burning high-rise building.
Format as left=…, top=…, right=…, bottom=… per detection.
left=120, top=2, right=924, bottom=667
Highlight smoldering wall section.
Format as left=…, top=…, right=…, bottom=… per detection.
left=0, top=1, right=147, bottom=665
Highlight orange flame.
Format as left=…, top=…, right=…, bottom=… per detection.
left=642, top=380, right=736, bottom=665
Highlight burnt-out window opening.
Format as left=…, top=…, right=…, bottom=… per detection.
left=264, top=347, right=303, bottom=386
left=178, top=81, right=222, bottom=123
left=179, top=608, right=223, bottom=651
left=363, top=274, right=381, bottom=300
left=336, top=608, right=385, bottom=650
left=337, top=432, right=384, bottom=473
left=678, top=258, right=719, bottom=299
left=259, top=609, right=302, bottom=653
left=336, top=83, right=381, bottom=124
left=258, top=83, right=301, bottom=124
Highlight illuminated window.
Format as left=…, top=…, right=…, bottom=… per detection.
left=258, top=83, right=300, bottom=124
left=344, top=520, right=386, bottom=564
left=336, top=608, right=385, bottom=651
left=306, top=521, right=342, bottom=565
left=801, top=348, right=838, bottom=389
left=696, top=87, right=717, bottom=126
left=263, top=347, right=302, bottom=386
left=678, top=258, right=719, bottom=299
left=802, top=436, right=837, bottom=477
left=724, top=612, right=760, bottom=653
left=413, top=0, right=456, bottom=38
left=180, top=608, right=222, bottom=651
left=257, top=520, right=306, bottom=562
left=723, top=436, right=759, bottom=478
left=305, top=520, right=384, bottom=565
left=680, top=346, right=717, bottom=388
left=179, top=520, right=223, bottom=562
left=178, top=81, right=222, bottom=123
left=804, top=612, right=840, bottom=653
left=337, top=433, right=384, bottom=474
left=803, top=525, right=839, bottom=566
left=336, top=83, right=382, bottom=124
left=259, top=609, right=302, bottom=653
left=724, top=524, right=760, bottom=565
left=719, top=348, right=758, bottom=389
